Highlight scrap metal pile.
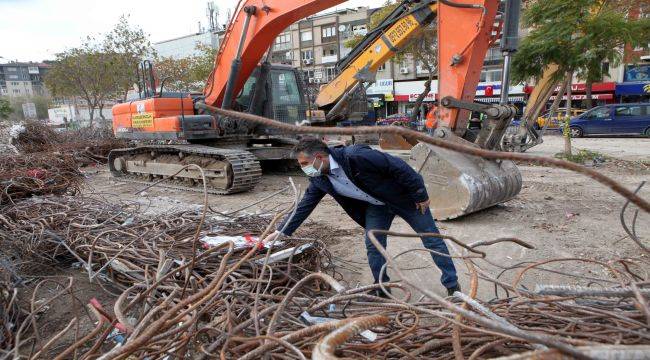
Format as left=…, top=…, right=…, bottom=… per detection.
left=9, top=121, right=126, bottom=161
left=1, top=113, right=649, bottom=358
left=0, top=121, right=126, bottom=204
left=0, top=154, right=81, bottom=205
left=0, top=188, right=648, bottom=359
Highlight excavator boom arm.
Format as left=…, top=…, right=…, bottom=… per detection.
left=316, top=1, right=439, bottom=108
left=315, top=0, right=500, bottom=134
left=203, top=0, right=347, bottom=108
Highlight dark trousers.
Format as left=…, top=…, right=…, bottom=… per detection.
left=364, top=204, right=458, bottom=289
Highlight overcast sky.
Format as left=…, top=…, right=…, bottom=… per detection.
left=0, top=0, right=380, bottom=62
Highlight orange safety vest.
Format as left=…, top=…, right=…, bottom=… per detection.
left=425, top=106, right=437, bottom=129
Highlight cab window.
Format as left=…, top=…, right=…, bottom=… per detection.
left=270, top=69, right=304, bottom=123
left=270, top=70, right=301, bottom=105
left=236, top=75, right=258, bottom=110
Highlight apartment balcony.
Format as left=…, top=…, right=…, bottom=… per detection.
left=274, top=42, right=292, bottom=51
left=321, top=55, right=338, bottom=64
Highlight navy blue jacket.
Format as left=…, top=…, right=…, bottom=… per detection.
left=278, top=145, right=429, bottom=235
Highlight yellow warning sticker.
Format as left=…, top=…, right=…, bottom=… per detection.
left=132, top=113, right=154, bottom=128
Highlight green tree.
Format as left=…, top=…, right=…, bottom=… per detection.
left=31, top=95, right=51, bottom=119
left=0, top=97, right=12, bottom=120
left=190, top=43, right=218, bottom=83
left=511, top=0, right=650, bottom=155
left=45, top=40, right=117, bottom=126
left=155, top=44, right=217, bottom=92
left=346, top=1, right=437, bottom=121
left=44, top=15, right=153, bottom=126
left=155, top=56, right=199, bottom=92
left=103, top=15, right=155, bottom=100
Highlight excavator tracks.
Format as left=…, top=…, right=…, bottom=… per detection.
left=108, top=145, right=262, bottom=195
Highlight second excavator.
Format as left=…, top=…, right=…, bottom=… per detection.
left=109, top=0, right=527, bottom=220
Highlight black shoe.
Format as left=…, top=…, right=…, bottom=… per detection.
left=368, top=287, right=392, bottom=299
left=446, top=284, right=461, bottom=297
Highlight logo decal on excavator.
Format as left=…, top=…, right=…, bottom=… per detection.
left=644, top=83, right=650, bottom=94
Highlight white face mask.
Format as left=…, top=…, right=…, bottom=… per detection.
left=301, top=157, right=323, bottom=177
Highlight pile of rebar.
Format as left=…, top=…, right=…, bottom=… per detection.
left=11, top=121, right=126, bottom=161
left=0, top=121, right=128, bottom=205
left=1, top=110, right=649, bottom=359
left=0, top=192, right=648, bottom=359
left=0, top=153, right=82, bottom=205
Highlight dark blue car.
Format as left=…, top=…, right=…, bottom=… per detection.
left=569, top=103, right=650, bottom=137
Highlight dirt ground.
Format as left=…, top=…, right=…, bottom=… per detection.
left=82, top=134, right=650, bottom=299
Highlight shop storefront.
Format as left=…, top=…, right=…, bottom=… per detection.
left=616, top=64, right=650, bottom=103
left=547, top=82, right=616, bottom=109
left=393, top=80, right=439, bottom=116
left=392, top=80, right=526, bottom=118
left=366, top=79, right=395, bottom=119
left=474, top=82, right=526, bottom=103
left=616, top=82, right=650, bottom=103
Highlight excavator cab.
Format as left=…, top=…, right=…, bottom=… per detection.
left=235, top=65, right=310, bottom=127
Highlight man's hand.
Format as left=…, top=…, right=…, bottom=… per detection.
left=415, top=199, right=431, bottom=214
left=262, top=230, right=281, bottom=245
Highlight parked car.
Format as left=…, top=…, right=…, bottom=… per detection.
left=568, top=103, right=650, bottom=137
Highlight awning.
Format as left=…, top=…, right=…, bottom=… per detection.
left=616, top=82, right=650, bottom=96
left=475, top=96, right=525, bottom=103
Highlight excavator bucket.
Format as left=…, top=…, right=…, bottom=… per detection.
left=409, top=142, right=522, bottom=220
left=379, top=133, right=418, bottom=150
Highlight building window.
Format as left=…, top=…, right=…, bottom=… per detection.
left=300, top=49, right=314, bottom=61
left=352, top=24, right=368, bottom=36
left=13, top=89, right=20, bottom=94
left=6, top=67, right=16, bottom=71
left=303, top=69, right=315, bottom=83
left=601, top=62, right=610, bottom=75
left=300, top=30, right=312, bottom=42
left=274, top=33, right=292, bottom=50
left=378, top=63, right=386, bottom=71
left=326, top=66, right=336, bottom=81
left=285, top=51, right=292, bottom=60
left=322, top=48, right=337, bottom=56
left=485, top=47, right=503, bottom=63
left=480, top=69, right=503, bottom=83
left=275, top=33, right=291, bottom=44
left=322, top=25, right=336, bottom=41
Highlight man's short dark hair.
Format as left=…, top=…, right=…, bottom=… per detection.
left=292, top=136, right=329, bottom=157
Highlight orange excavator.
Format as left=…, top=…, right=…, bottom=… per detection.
left=110, top=0, right=524, bottom=219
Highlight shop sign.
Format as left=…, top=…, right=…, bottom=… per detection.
left=366, top=79, right=394, bottom=95
left=549, top=94, right=614, bottom=101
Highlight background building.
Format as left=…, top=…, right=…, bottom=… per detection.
left=0, top=62, right=50, bottom=98
left=153, top=31, right=221, bottom=59
left=151, top=1, right=648, bottom=122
